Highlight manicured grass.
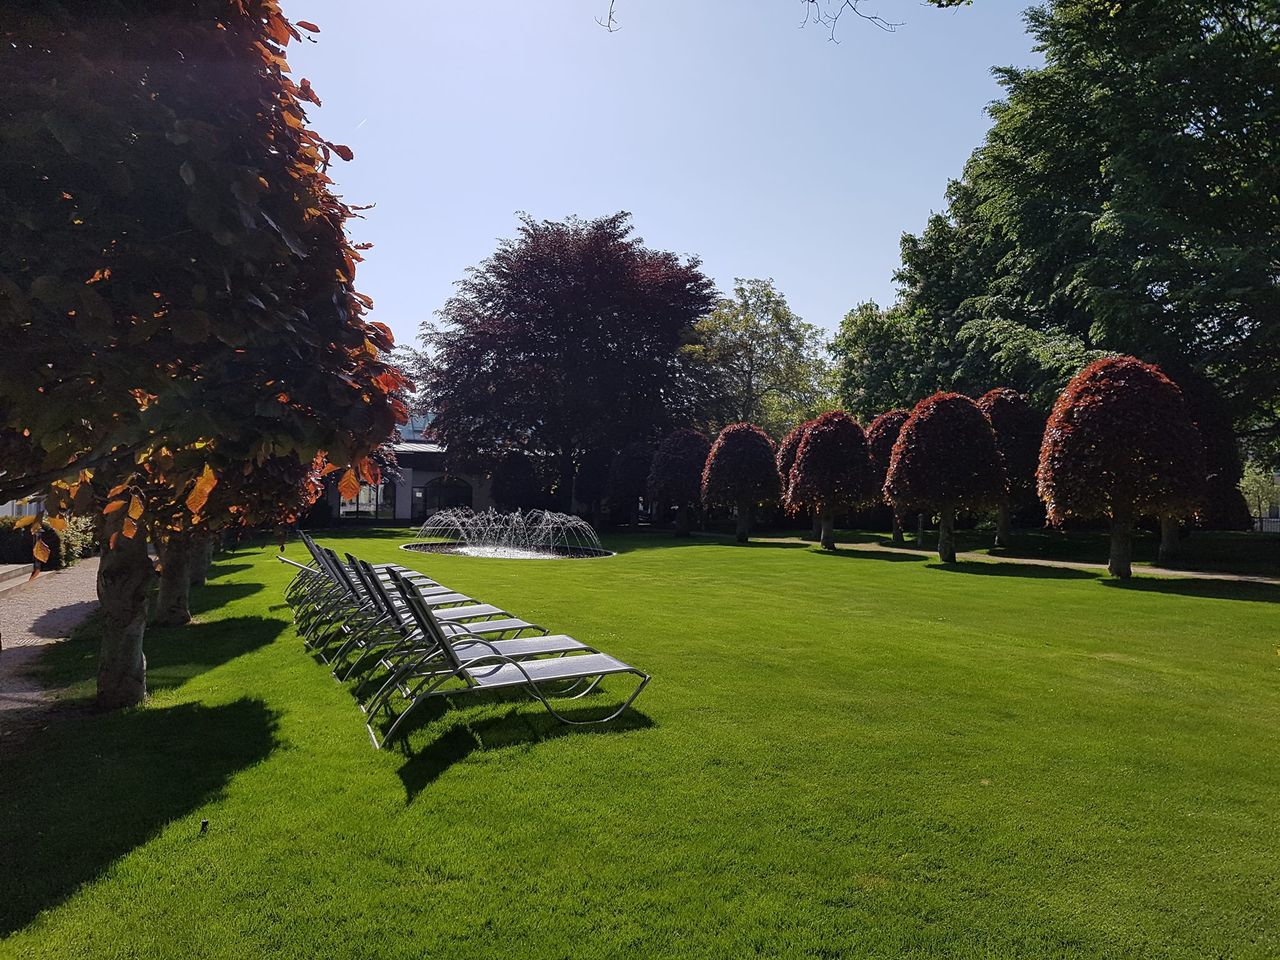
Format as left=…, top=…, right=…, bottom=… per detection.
left=3, top=530, right=1279, bottom=958
left=815, top=525, right=1280, bottom=576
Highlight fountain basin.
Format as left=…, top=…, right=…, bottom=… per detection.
left=407, top=508, right=613, bottom=560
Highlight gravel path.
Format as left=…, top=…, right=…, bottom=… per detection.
left=0, top=558, right=101, bottom=745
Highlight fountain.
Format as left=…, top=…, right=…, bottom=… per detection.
left=404, top=507, right=611, bottom=559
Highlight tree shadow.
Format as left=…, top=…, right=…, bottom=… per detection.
left=928, top=560, right=1100, bottom=580
left=811, top=547, right=929, bottom=563
left=392, top=698, right=655, bottom=802
left=28, top=600, right=99, bottom=638
left=0, top=697, right=278, bottom=936
left=207, top=562, right=254, bottom=580
left=144, top=616, right=285, bottom=692
left=32, top=614, right=283, bottom=697
left=188, top=581, right=264, bottom=615
left=1099, top=577, right=1280, bottom=604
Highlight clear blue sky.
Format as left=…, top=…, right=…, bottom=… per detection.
left=287, top=1, right=1039, bottom=349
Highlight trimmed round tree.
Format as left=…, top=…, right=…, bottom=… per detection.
left=608, top=442, right=656, bottom=526
left=976, top=388, right=1044, bottom=547
left=777, top=419, right=817, bottom=538
left=867, top=409, right=910, bottom=543
left=785, top=411, right=875, bottom=550
left=884, top=393, right=1007, bottom=563
left=702, top=423, right=781, bottom=543
left=1038, top=356, right=1205, bottom=578
left=648, top=428, right=711, bottom=536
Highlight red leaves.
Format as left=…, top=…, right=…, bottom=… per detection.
left=785, top=411, right=875, bottom=514
left=185, top=465, right=218, bottom=516
left=330, top=143, right=354, bottom=162
left=295, top=20, right=321, bottom=33
left=337, top=467, right=360, bottom=502
left=648, top=428, right=711, bottom=506
left=702, top=423, right=781, bottom=509
left=1037, top=356, right=1205, bottom=524
left=976, top=389, right=1043, bottom=506
left=885, top=393, right=1006, bottom=512
left=866, top=409, right=910, bottom=498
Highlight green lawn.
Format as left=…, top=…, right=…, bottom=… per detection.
left=3, top=530, right=1279, bottom=958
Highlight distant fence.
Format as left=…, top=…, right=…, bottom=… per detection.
left=1255, top=517, right=1280, bottom=534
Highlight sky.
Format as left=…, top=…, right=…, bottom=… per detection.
left=286, top=0, right=1041, bottom=349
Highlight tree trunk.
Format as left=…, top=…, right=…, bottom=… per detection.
left=891, top=507, right=904, bottom=545
left=154, top=535, right=193, bottom=626
left=819, top=507, right=835, bottom=551
left=916, top=512, right=926, bottom=546
left=995, top=501, right=1011, bottom=548
left=1158, top=515, right=1181, bottom=566
left=1109, top=512, right=1133, bottom=579
left=189, top=532, right=213, bottom=587
left=735, top=499, right=751, bottom=543
left=937, top=506, right=957, bottom=563
left=96, top=525, right=153, bottom=710
left=810, top=509, right=821, bottom=541
left=675, top=503, right=690, bottom=538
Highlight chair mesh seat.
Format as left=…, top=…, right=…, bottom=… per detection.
left=465, top=653, right=635, bottom=689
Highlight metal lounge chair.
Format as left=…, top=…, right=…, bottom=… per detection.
left=365, top=569, right=650, bottom=748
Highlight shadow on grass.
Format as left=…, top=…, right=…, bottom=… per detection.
left=207, top=562, right=254, bottom=579
left=189, top=581, right=264, bottom=616
left=929, top=560, right=1099, bottom=580
left=811, top=546, right=929, bottom=563
left=34, top=614, right=283, bottom=697
left=0, top=697, right=278, bottom=936
left=145, top=616, right=284, bottom=693
left=386, top=694, right=654, bottom=801
left=1099, top=577, right=1280, bottom=604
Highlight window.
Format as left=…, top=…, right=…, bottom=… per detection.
left=340, top=480, right=397, bottom=519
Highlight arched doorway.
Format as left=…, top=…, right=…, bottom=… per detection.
left=413, top=476, right=473, bottom=519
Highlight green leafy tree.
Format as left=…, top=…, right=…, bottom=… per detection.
left=1239, top=462, right=1277, bottom=522
left=685, top=279, right=835, bottom=439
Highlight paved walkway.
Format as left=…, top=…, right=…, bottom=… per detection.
left=757, top=536, right=1280, bottom=585
left=0, top=557, right=100, bottom=744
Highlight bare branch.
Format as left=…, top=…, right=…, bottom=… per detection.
left=596, top=0, right=620, bottom=32
left=801, top=0, right=904, bottom=40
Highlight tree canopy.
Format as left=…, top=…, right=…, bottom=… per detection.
left=702, top=423, right=781, bottom=542
left=684, top=279, right=835, bottom=439
left=785, top=411, right=875, bottom=549
left=414, top=212, right=715, bottom=506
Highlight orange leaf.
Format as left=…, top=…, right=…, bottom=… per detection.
left=321, top=462, right=341, bottom=476
left=108, top=482, right=129, bottom=497
left=186, top=464, right=218, bottom=515
left=296, top=19, right=320, bottom=32
left=127, top=494, right=145, bottom=520
left=331, top=143, right=354, bottom=162
left=338, top=468, right=360, bottom=501
left=47, top=515, right=68, bottom=533
left=123, top=517, right=138, bottom=539
left=103, top=499, right=126, bottom=515
left=14, top=514, right=39, bottom=530
left=32, top=538, right=50, bottom=564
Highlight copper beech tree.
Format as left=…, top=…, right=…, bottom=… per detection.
left=884, top=393, right=1007, bottom=563
left=701, top=424, right=781, bottom=543
left=777, top=419, right=819, bottom=540
left=976, top=389, right=1044, bottom=547
left=1038, top=356, right=1205, bottom=578
left=608, top=442, right=656, bottom=526
left=866, top=409, right=909, bottom=543
left=3, top=3, right=406, bottom=708
left=648, top=428, right=710, bottom=536
left=784, top=412, right=875, bottom=550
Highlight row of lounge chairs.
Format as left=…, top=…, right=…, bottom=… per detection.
left=278, top=533, right=650, bottom=748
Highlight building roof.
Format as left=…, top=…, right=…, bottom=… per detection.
left=394, top=440, right=445, bottom=455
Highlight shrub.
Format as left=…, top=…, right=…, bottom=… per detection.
left=702, top=423, right=781, bottom=543
left=1038, top=355, right=1204, bottom=577
left=607, top=442, right=656, bottom=524
left=0, top=514, right=95, bottom=569
left=885, top=393, right=1006, bottom=562
left=785, top=411, right=875, bottom=549
left=976, top=388, right=1044, bottom=545
left=648, top=428, right=710, bottom=536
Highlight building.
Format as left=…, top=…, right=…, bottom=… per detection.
left=0, top=499, right=40, bottom=519
left=321, top=415, right=491, bottom=523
